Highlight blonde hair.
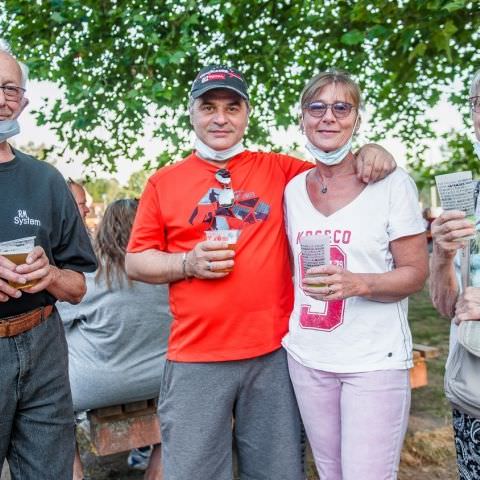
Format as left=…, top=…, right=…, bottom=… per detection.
left=300, top=70, right=362, bottom=111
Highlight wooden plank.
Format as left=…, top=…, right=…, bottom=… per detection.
left=410, top=355, right=428, bottom=389
left=413, top=343, right=440, bottom=359
left=88, top=412, right=161, bottom=456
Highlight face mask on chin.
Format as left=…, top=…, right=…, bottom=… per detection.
left=194, top=137, right=245, bottom=163
left=304, top=114, right=359, bottom=166
left=306, top=138, right=353, bottom=166
left=0, top=119, right=20, bottom=143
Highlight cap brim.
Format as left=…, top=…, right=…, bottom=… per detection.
left=191, top=83, right=248, bottom=100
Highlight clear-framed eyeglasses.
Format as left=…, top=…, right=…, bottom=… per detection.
left=215, top=168, right=234, bottom=207
left=304, top=101, right=356, bottom=119
left=470, top=96, right=480, bottom=113
left=0, top=85, right=26, bottom=102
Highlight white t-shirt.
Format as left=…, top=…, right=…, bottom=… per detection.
left=282, top=168, right=425, bottom=373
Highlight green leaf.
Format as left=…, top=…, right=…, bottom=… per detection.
left=51, top=12, right=66, bottom=23
left=341, top=30, right=364, bottom=45
left=443, top=1, right=466, bottom=12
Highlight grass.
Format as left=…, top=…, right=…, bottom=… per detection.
left=409, top=286, right=452, bottom=422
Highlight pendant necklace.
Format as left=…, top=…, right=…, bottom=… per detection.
left=315, top=170, right=328, bottom=194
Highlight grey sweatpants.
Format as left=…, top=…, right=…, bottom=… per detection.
left=158, top=348, right=305, bottom=480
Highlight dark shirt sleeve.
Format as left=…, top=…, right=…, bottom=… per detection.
left=50, top=176, right=97, bottom=273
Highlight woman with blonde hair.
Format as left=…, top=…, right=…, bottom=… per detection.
left=282, top=70, right=428, bottom=479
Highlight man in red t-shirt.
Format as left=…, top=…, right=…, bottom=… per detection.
left=126, top=65, right=395, bottom=480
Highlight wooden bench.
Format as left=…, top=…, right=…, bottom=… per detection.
left=87, top=398, right=161, bottom=456
left=410, top=344, right=440, bottom=389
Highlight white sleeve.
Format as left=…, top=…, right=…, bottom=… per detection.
left=387, top=169, right=425, bottom=241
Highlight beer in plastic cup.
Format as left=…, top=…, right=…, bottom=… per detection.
left=205, top=229, right=241, bottom=272
left=299, top=234, right=330, bottom=286
left=0, top=236, right=37, bottom=289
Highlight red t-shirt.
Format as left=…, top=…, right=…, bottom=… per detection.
left=128, top=151, right=312, bottom=362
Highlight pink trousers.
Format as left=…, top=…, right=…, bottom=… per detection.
left=287, top=354, right=410, bottom=480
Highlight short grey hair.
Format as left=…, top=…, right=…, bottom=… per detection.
left=0, top=39, right=29, bottom=88
left=470, top=69, right=480, bottom=98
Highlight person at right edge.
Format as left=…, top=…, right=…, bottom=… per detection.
left=126, top=64, right=397, bottom=480
left=429, top=69, right=480, bottom=479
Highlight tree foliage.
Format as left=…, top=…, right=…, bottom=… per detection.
left=1, top=0, right=479, bottom=173
left=83, top=177, right=122, bottom=203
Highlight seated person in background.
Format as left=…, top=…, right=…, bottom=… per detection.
left=57, top=198, right=171, bottom=480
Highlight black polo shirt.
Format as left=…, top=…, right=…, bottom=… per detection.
left=0, top=147, right=97, bottom=318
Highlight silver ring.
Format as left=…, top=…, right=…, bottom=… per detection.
left=328, top=288, right=333, bottom=296
left=207, top=262, right=212, bottom=271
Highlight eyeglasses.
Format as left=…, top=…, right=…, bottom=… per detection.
left=304, top=101, right=355, bottom=119
left=215, top=168, right=234, bottom=207
left=470, top=96, right=480, bottom=113
left=0, top=85, right=26, bottom=102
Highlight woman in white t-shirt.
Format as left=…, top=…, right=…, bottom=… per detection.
left=282, top=70, right=428, bottom=480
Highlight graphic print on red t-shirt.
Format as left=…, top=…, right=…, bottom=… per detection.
left=188, top=188, right=270, bottom=230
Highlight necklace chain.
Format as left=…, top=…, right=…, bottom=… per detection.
left=314, top=168, right=355, bottom=194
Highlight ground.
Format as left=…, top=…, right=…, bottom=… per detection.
left=0, top=287, right=459, bottom=479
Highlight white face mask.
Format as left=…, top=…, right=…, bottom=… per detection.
left=194, top=137, right=245, bottom=163
left=304, top=114, right=359, bottom=166
left=0, top=119, right=20, bottom=143
left=474, top=140, right=480, bottom=160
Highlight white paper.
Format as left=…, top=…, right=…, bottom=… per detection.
left=435, top=171, right=475, bottom=215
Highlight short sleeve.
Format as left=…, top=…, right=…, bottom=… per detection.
left=387, top=169, right=425, bottom=241
left=50, top=177, right=97, bottom=273
left=128, top=178, right=167, bottom=252
left=276, top=154, right=313, bottom=182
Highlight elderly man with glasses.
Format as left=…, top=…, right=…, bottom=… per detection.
left=430, top=69, right=480, bottom=480
left=0, top=42, right=97, bottom=479
left=126, top=64, right=397, bottom=480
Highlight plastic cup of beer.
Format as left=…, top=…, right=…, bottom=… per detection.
left=0, top=236, right=37, bottom=289
left=205, top=229, right=241, bottom=272
left=299, top=234, right=330, bottom=287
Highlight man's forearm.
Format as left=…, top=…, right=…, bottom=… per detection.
left=125, top=249, right=185, bottom=284
left=46, top=267, right=86, bottom=304
left=430, top=247, right=458, bottom=318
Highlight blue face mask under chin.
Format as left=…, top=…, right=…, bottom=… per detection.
left=0, top=119, right=20, bottom=143
left=305, top=137, right=353, bottom=166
